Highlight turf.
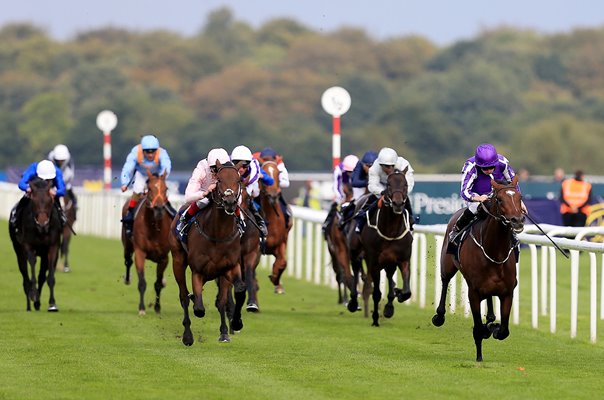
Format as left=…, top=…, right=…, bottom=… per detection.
left=1, top=219, right=603, bottom=400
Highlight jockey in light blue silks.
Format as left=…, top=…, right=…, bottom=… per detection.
left=448, top=143, right=526, bottom=246
left=120, top=134, right=173, bottom=236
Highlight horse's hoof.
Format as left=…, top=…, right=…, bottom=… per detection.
left=182, top=331, right=194, bottom=346
left=383, top=303, right=395, bottom=318
left=268, top=275, right=277, bottom=285
left=372, top=321, right=380, bottom=327
left=48, top=304, right=59, bottom=312
left=154, top=304, right=161, bottom=314
left=124, top=278, right=131, bottom=286
left=138, top=309, right=146, bottom=316
left=193, top=308, right=205, bottom=318
left=231, top=319, right=243, bottom=331
left=34, top=301, right=41, bottom=311
left=63, top=266, right=70, bottom=273
left=274, top=285, right=285, bottom=294
left=347, top=299, right=359, bottom=313
left=218, top=334, right=230, bottom=343
left=432, top=314, right=445, bottom=327
left=396, top=291, right=411, bottom=303
left=246, top=303, right=259, bottom=312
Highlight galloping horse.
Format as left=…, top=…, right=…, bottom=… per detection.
left=169, top=161, right=246, bottom=345
left=432, top=176, right=524, bottom=362
left=59, top=190, right=77, bottom=272
left=9, top=178, right=63, bottom=311
left=259, top=160, right=293, bottom=294
left=349, top=168, right=413, bottom=326
left=121, top=171, right=172, bottom=315
left=239, top=190, right=262, bottom=312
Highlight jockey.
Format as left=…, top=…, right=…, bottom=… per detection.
left=231, top=145, right=273, bottom=240
left=354, top=147, right=415, bottom=233
left=120, top=135, right=173, bottom=236
left=449, top=143, right=526, bottom=246
left=257, top=147, right=292, bottom=227
left=340, top=150, right=378, bottom=228
left=10, top=159, right=67, bottom=228
left=175, top=148, right=244, bottom=241
left=322, top=154, right=358, bottom=234
left=48, top=144, right=77, bottom=208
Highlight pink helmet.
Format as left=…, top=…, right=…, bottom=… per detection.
left=207, top=148, right=230, bottom=166
left=342, top=155, right=359, bottom=172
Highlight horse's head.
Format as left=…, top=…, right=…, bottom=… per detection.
left=212, top=160, right=242, bottom=215
left=260, top=160, right=281, bottom=202
left=29, top=178, right=55, bottom=233
left=383, top=167, right=409, bottom=214
left=146, top=170, right=168, bottom=220
left=489, top=175, right=525, bottom=233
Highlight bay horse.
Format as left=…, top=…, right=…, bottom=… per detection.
left=169, top=161, right=246, bottom=346
left=121, top=171, right=172, bottom=315
left=59, top=190, right=77, bottom=272
left=9, top=178, right=63, bottom=311
left=239, top=190, right=262, bottom=312
left=349, top=168, right=413, bottom=326
left=432, top=176, right=524, bottom=362
left=259, top=160, right=293, bottom=294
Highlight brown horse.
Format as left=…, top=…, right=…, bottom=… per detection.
left=59, top=190, right=76, bottom=272
left=169, top=161, right=246, bottom=345
left=239, top=190, right=262, bottom=312
left=432, top=176, right=524, bottom=362
left=121, top=171, right=172, bottom=315
left=349, top=168, right=413, bottom=326
left=259, top=160, right=293, bottom=294
left=9, top=178, right=63, bottom=311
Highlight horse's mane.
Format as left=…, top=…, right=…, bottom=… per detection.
left=30, top=177, right=49, bottom=190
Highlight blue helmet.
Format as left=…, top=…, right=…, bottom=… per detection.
left=361, top=151, right=378, bottom=165
left=141, top=135, right=160, bottom=150
left=475, top=143, right=498, bottom=168
left=260, top=147, right=277, bottom=158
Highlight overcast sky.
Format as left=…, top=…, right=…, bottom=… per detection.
left=1, top=0, right=603, bottom=45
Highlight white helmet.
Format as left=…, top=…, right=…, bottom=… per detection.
left=342, top=154, right=359, bottom=172
left=207, top=148, right=230, bottom=166
left=53, top=144, right=70, bottom=161
left=376, top=147, right=398, bottom=166
left=36, top=160, right=56, bottom=180
left=231, top=145, right=253, bottom=162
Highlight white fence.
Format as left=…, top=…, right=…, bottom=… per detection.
left=2, top=183, right=604, bottom=342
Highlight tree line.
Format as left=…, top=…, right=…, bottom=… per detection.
left=1, top=7, right=604, bottom=175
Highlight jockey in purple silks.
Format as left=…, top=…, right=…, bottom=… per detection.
left=449, top=143, right=527, bottom=245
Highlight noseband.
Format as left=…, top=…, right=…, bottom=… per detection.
left=382, top=171, right=407, bottom=213
left=211, top=165, right=242, bottom=215
left=480, top=185, right=521, bottom=227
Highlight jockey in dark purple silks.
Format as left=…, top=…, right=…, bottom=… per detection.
left=449, top=143, right=527, bottom=246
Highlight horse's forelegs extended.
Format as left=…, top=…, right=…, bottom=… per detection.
left=490, top=295, right=512, bottom=340
left=153, top=256, right=169, bottom=314
left=17, top=251, right=31, bottom=311
left=383, top=270, right=396, bottom=319
left=370, top=269, right=382, bottom=327
left=229, top=267, right=246, bottom=332
left=394, top=261, right=412, bottom=303
left=26, top=250, right=41, bottom=311
left=172, top=253, right=194, bottom=346
left=216, top=277, right=231, bottom=343
left=46, top=248, right=59, bottom=312
left=469, top=291, right=488, bottom=362
left=346, top=257, right=362, bottom=313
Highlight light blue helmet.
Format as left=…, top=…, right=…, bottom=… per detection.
left=141, top=135, right=160, bottom=150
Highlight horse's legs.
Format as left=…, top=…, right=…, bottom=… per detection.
left=134, top=249, right=147, bottom=315
left=469, top=290, right=488, bottom=362
left=61, top=229, right=72, bottom=272
left=228, top=266, right=246, bottom=333
left=191, top=271, right=206, bottom=318
left=26, top=250, right=41, bottom=311
left=15, top=247, right=31, bottom=311
left=216, top=276, right=231, bottom=342
left=383, top=268, right=396, bottom=319
left=490, top=295, right=512, bottom=340
left=369, top=266, right=382, bottom=327
left=269, top=242, right=287, bottom=294
left=123, top=247, right=133, bottom=285
left=172, top=250, right=194, bottom=345
left=46, top=246, right=59, bottom=312
left=244, top=251, right=260, bottom=312
left=153, top=256, right=169, bottom=314
left=432, top=257, right=457, bottom=327
left=485, top=297, right=496, bottom=323
left=394, top=260, right=412, bottom=303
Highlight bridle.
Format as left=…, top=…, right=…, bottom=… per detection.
left=211, top=165, right=242, bottom=215
left=382, top=170, right=408, bottom=214
left=366, top=170, right=411, bottom=240
left=147, top=177, right=168, bottom=208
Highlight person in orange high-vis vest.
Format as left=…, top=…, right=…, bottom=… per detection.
left=560, top=170, right=592, bottom=227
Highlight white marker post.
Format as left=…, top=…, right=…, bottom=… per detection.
left=96, top=110, right=118, bottom=190
left=321, top=87, right=351, bottom=169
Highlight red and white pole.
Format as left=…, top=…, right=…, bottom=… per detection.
left=332, top=115, right=341, bottom=169
left=103, top=131, right=112, bottom=190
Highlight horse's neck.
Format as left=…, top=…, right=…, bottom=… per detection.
left=203, top=204, right=235, bottom=232
left=476, top=216, right=513, bottom=256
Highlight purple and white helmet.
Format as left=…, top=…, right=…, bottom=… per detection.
left=474, top=143, right=498, bottom=168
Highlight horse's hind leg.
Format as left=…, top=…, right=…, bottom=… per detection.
left=229, top=269, right=246, bottom=333
left=172, top=251, right=194, bottom=345
left=153, top=256, right=169, bottom=314
left=269, top=243, right=287, bottom=294
left=123, top=248, right=133, bottom=285
left=432, top=257, right=457, bottom=327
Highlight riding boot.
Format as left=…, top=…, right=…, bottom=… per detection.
left=175, top=201, right=202, bottom=241
left=249, top=200, right=268, bottom=237
left=405, top=197, right=415, bottom=230
left=338, top=201, right=354, bottom=230
left=55, top=198, right=67, bottom=226
left=449, top=208, right=475, bottom=245
left=121, top=206, right=136, bottom=237
left=279, top=193, right=291, bottom=227
left=322, top=202, right=338, bottom=237
left=165, top=201, right=177, bottom=219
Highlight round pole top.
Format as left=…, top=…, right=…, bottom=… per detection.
left=321, top=86, right=351, bottom=117
left=96, top=110, right=118, bottom=132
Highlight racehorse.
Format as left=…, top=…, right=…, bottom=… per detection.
left=121, top=171, right=172, bottom=315
left=9, top=178, right=63, bottom=311
left=239, top=190, right=262, bottom=312
left=259, top=160, right=293, bottom=294
left=348, top=168, right=413, bottom=326
left=59, top=190, right=77, bottom=272
left=432, top=176, right=524, bottom=362
left=169, top=161, right=246, bottom=346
